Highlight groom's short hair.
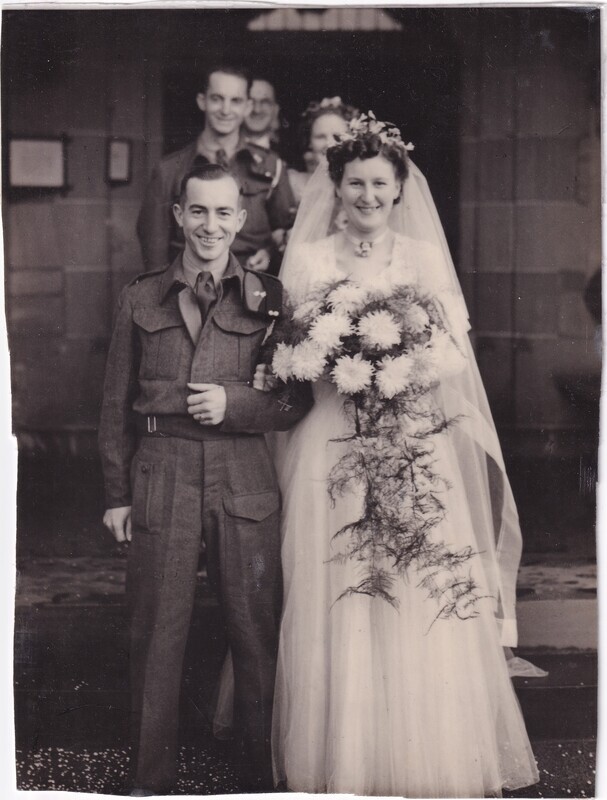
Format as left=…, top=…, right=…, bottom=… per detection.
left=177, top=163, right=243, bottom=207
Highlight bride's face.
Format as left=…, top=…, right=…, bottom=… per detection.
left=337, top=156, right=401, bottom=236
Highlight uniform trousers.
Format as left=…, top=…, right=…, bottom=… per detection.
left=126, top=434, right=282, bottom=792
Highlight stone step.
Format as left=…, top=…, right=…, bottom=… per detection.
left=517, top=598, right=597, bottom=649
left=16, top=681, right=597, bottom=750
left=512, top=651, right=597, bottom=741
left=14, top=606, right=598, bottom=749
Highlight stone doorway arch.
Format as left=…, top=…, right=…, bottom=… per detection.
left=162, top=9, right=462, bottom=257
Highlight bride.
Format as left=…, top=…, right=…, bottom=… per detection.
left=262, top=114, right=540, bottom=797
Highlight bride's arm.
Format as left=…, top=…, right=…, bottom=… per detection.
left=415, top=239, right=471, bottom=346
left=252, top=243, right=315, bottom=392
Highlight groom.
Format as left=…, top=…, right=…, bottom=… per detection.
left=99, top=163, right=311, bottom=795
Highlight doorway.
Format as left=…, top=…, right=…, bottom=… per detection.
left=162, top=26, right=461, bottom=258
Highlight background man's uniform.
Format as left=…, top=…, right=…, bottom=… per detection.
left=136, top=139, right=294, bottom=273
left=98, top=251, right=311, bottom=792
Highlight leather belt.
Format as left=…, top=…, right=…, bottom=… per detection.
left=135, top=414, right=252, bottom=442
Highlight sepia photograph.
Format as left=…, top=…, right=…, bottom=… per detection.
left=2, top=5, right=600, bottom=797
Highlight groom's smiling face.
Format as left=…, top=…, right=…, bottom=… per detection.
left=173, top=175, right=247, bottom=266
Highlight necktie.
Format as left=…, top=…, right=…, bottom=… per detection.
left=195, top=271, right=217, bottom=323
left=215, top=148, right=229, bottom=169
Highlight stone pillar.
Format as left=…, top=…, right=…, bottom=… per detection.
left=456, top=9, right=600, bottom=552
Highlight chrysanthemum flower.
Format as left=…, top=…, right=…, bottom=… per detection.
left=376, top=354, right=415, bottom=399
left=368, top=274, right=394, bottom=300
left=403, top=303, right=430, bottom=334
left=411, top=344, right=438, bottom=385
left=327, top=283, right=368, bottom=315
left=332, top=353, right=374, bottom=395
left=293, top=298, right=323, bottom=322
left=271, top=343, right=294, bottom=382
left=430, top=329, right=467, bottom=378
left=290, top=340, right=327, bottom=380
left=308, top=312, right=353, bottom=352
left=357, top=310, right=402, bottom=350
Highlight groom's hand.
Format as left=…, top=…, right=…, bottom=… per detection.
left=103, top=506, right=132, bottom=543
left=187, top=383, right=227, bottom=425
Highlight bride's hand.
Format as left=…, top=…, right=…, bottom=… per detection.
left=253, top=364, right=278, bottom=392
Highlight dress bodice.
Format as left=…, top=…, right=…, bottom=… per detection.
left=283, top=233, right=470, bottom=343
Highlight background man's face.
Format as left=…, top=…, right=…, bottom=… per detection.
left=197, top=72, right=251, bottom=137
left=245, top=79, right=278, bottom=136
left=173, top=176, right=246, bottom=264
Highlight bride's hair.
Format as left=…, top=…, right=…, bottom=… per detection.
left=326, top=133, right=410, bottom=192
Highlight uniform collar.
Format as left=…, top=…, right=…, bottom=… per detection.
left=195, top=134, right=248, bottom=164
left=159, top=252, right=244, bottom=303
left=244, top=134, right=271, bottom=152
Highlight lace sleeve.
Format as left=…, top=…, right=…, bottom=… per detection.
left=281, top=242, right=313, bottom=306
left=282, top=238, right=336, bottom=307
left=414, top=239, right=471, bottom=343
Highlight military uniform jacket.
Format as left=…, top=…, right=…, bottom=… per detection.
left=136, top=138, right=295, bottom=271
left=98, top=252, right=312, bottom=508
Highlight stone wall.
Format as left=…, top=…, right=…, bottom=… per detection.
left=456, top=10, right=601, bottom=443
left=3, top=13, right=162, bottom=432
left=452, top=9, right=600, bottom=552
left=3, top=9, right=600, bottom=465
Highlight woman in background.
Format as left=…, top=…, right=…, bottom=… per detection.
left=287, top=97, right=357, bottom=206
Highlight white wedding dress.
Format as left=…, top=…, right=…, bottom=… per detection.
left=270, top=234, right=539, bottom=797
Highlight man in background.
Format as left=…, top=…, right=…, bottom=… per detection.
left=243, top=77, right=280, bottom=150
left=243, top=76, right=292, bottom=271
left=137, top=65, right=294, bottom=273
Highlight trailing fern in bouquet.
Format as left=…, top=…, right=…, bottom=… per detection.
left=266, top=270, right=486, bottom=620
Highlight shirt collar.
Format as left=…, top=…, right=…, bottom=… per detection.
left=159, top=252, right=244, bottom=303
left=196, top=134, right=247, bottom=163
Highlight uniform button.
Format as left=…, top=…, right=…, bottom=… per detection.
left=140, top=465, right=149, bottom=474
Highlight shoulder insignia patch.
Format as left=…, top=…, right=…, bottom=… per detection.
left=240, top=142, right=277, bottom=182
left=243, top=269, right=283, bottom=319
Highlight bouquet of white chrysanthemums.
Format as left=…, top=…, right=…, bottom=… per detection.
left=267, top=275, right=479, bottom=613
left=270, top=276, right=466, bottom=404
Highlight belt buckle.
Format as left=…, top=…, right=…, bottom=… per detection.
left=147, top=415, right=157, bottom=434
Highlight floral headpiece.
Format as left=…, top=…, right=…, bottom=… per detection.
left=336, top=111, right=415, bottom=154
left=302, top=96, right=358, bottom=122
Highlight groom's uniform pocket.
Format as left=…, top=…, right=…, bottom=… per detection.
left=222, top=491, right=282, bottom=600
left=198, top=437, right=283, bottom=614
left=199, top=440, right=282, bottom=767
